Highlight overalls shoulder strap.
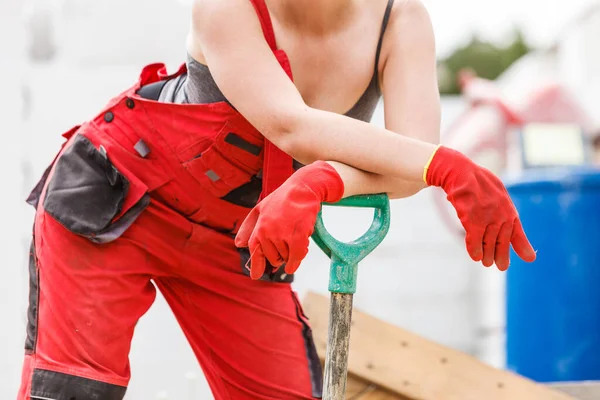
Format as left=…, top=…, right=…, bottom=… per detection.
left=249, top=0, right=278, bottom=51
left=247, top=0, right=296, bottom=200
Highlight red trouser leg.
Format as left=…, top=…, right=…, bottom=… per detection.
left=17, top=200, right=180, bottom=399
left=155, top=220, right=321, bottom=399
left=19, top=199, right=321, bottom=400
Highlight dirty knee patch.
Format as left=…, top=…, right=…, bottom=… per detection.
left=31, top=369, right=127, bottom=400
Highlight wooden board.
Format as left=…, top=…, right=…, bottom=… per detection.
left=345, top=373, right=409, bottom=399
left=320, top=359, right=408, bottom=399
left=303, top=292, right=575, bottom=400
left=547, top=381, right=600, bottom=400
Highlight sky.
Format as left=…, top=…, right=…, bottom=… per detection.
left=424, top=0, right=598, bottom=57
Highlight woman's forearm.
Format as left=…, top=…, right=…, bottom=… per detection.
left=279, top=107, right=438, bottom=183
left=194, top=1, right=438, bottom=182
left=326, top=161, right=427, bottom=200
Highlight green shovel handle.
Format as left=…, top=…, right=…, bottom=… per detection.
left=311, top=194, right=391, bottom=294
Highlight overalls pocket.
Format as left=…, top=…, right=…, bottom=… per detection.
left=212, top=123, right=263, bottom=173
left=182, top=122, right=262, bottom=199
left=42, top=134, right=149, bottom=243
left=26, top=125, right=81, bottom=210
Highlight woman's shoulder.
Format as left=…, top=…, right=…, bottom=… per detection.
left=187, top=0, right=264, bottom=65
left=380, top=0, right=435, bottom=52
left=388, top=0, right=432, bottom=29
left=376, top=0, right=436, bottom=78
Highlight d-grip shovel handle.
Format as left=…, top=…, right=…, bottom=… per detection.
left=311, top=194, right=391, bottom=294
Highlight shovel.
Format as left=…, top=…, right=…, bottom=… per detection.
left=311, top=194, right=391, bottom=400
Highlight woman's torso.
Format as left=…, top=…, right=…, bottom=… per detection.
left=162, top=0, right=395, bottom=123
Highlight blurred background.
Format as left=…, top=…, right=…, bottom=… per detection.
left=1, top=0, right=599, bottom=398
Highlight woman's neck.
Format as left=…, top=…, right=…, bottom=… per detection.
left=266, top=0, right=356, bottom=34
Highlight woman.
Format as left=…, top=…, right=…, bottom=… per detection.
left=18, top=0, right=535, bottom=399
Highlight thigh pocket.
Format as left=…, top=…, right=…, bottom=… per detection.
left=43, top=134, right=150, bottom=243
left=238, top=247, right=294, bottom=283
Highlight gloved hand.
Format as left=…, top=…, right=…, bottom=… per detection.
left=235, top=161, right=344, bottom=279
left=425, top=145, right=536, bottom=270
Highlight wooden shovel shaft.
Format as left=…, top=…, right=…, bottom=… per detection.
left=323, top=292, right=354, bottom=400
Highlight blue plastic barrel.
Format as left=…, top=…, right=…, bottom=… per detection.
left=505, top=167, right=600, bottom=382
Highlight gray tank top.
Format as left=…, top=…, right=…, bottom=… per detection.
left=160, top=0, right=394, bottom=123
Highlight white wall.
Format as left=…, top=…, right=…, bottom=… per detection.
left=557, top=6, right=600, bottom=130
left=0, top=0, right=29, bottom=396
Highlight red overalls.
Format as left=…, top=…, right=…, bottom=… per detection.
left=17, top=1, right=322, bottom=399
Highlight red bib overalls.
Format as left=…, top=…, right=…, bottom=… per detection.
left=17, top=1, right=322, bottom=399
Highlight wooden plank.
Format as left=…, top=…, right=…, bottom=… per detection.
left=320, top=361, right=408, bottom=399
left=303, top=292, right=575, bottom=400
left=547, top=381, right=600, bottom=400
left=345, top=373, right=409, bottom=399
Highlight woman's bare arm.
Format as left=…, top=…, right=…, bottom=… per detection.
left=192, top=0, right=438, bottom=191
left=326, top=0, right=441, bottom=199
left=218, top=2, right=536, bottom=271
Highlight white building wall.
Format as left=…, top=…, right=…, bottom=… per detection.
left=557, top=6, right=600, bottom=129
left=0, top=0, right=28, bottom=397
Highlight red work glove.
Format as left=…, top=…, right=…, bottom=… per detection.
left=235, top=161, right=344, bottom=279
left=425, top=145, right=536, bottom=270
